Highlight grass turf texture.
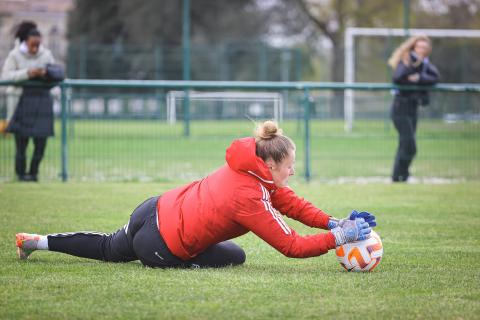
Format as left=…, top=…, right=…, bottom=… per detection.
left=1, top=119, right=479, bottom=181
left=1, top=182, right=479, bottom=319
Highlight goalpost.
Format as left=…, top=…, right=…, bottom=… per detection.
left=166, top=91, right=284, bottom=124
left=344, top=27, right=480, bottom=132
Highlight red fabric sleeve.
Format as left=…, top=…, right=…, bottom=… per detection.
left=233, top=186, right=336, bottom=258
left=271, top=186, right=331, bottom=230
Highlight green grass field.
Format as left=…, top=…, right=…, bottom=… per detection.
left=1, top=181, right=479, bottom=319
left=1, top=119, right=479, bottom=182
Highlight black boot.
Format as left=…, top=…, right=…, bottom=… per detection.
left=15, top=155, right=26, bottom=180
left=28, top=138, right=46, bottom=182
left=24, top=174, right=38, bottom=182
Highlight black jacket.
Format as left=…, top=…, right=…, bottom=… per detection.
left=392, top=52, right=440, bottom=105
left=6, top=86, right=54, bottom=137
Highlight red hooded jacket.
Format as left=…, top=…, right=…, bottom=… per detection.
left=157, top=137, right=336, bottom=260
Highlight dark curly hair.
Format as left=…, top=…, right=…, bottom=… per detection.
left=15, top=21, right=39, bottom=42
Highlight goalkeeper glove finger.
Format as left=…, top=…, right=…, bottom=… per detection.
left=331, top=218, right=371, bottom=246
left=327, top=217, right=340, bottom=230
left=329, top=210, right=377, bottom=230
left=349, top=210, right=377, bottom=228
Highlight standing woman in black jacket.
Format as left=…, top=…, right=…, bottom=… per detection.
left=387, top=35, right=440, bottom=182
left=2, top=22, right=55, bottom=182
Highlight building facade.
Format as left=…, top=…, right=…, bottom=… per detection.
left=0, top=0, right=73, bottom=67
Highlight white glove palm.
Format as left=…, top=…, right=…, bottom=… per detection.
left=330, top=218, right=371, bottom=246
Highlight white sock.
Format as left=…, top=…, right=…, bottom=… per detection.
left=37, top=236, right=49, bottom=250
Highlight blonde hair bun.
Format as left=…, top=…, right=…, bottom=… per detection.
left=255, top=120, right=283, bottom=140
left=254, top=120, right=295, bottom=163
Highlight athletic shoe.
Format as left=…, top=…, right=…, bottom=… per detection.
left=15, top=233, right=40, bottom=260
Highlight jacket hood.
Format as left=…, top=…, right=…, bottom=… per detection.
left=225, top=137, right=275, bottom=189
left=18, top=41, right=47, bottom=59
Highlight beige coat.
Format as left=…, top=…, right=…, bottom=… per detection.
left=1, top=43, right=54, bottom=121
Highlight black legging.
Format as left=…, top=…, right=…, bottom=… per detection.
left=48, top=197, right=246, bottom=268
left=391, top=96, right=418, bottom=182
left=14, top=134, right=47, bottom=177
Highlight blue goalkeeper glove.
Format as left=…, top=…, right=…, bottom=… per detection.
left=328, top=210, right=376, bottom=229
left=330, top=218, right=371, bottom=246
left=349, top=210, right=376, bottom=227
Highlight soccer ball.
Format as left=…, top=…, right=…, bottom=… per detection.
left=335, top=230, right=383, bottom=272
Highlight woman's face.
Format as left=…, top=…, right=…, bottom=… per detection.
left=26, top=36, right=41, bottom=55
left=268, top=149, right=295, bottom=188
left=413, top=39, right=430, bottom=59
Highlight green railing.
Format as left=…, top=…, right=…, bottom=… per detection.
left=1, top=79, right=479, bottom=182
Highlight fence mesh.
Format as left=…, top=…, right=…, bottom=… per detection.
left=0, top=86, right=479, bottom=182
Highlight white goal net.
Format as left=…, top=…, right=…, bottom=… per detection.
left=166, top=91, right=284, bottom=123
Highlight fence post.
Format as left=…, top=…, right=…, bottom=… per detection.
left=294, top=49, right=302, bottom=81
left=184, top=90, right=190, bottom=137
left=154, top=45, right=163, bottom=80
left=281, top=50, right=291, bottom=121
left=303, top=88, right=311, bottom=182
left=258, top=43, right=268, bottom=81
left=60, top=82, right=68, bottom=182
left=182, top=0, right=191, bottom=137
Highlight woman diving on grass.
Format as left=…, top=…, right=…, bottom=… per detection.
left=16, top=120, right=376, bottom=268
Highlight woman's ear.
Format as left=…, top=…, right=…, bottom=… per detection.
left=265, top=158, right=275, bottom=170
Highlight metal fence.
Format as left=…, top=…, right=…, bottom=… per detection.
left=1, top=80, right=479, bottom=182
left=66, top=43, right=304, bottom=82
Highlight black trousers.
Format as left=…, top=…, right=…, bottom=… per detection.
left=391, top=97, right=418, bottom=182
left=14, top=134, right=47, bottom=177
left=48, top=196, right=246, bottom=268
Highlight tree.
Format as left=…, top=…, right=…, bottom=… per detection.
left=67, top=0, right=269, bottom=79
left=294, top=0, right=480, bottom=81
left=414, top=0, right=480, bottom=83
left=295, top=0, right=402, bottom=83
left=68, top=0, right=124, bottom=44
left=414, top=0, right=480, bottom=29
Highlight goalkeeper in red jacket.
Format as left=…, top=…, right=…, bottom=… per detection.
left=15, top=121, right=376, bottom=268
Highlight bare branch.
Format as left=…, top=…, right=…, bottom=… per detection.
left=296, top=0, right=335, bottom=42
